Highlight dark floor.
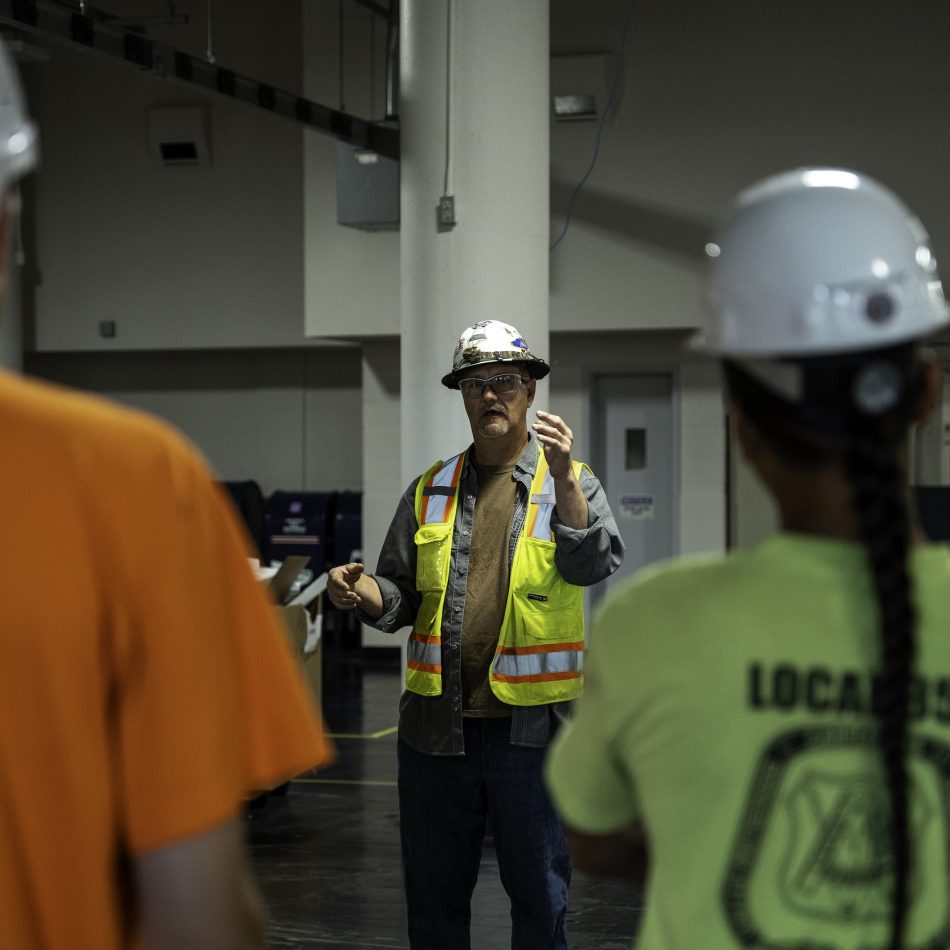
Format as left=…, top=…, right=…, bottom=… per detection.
left=248, top=645, right=643, bottom=949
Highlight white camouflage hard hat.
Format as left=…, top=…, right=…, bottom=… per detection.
left=441, top=320, right=550, bottom=389
left=694, top=168, right=949, bottom=358
left=0, top=39, right=37, bottom=192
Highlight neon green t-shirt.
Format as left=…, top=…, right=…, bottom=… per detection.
left=545, top=533, right=950, bottom=949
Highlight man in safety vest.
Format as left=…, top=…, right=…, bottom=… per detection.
left=328, top=320, right=624, bottom=949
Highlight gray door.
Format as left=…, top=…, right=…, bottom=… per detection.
left=591, top=373, right=676, bottom=608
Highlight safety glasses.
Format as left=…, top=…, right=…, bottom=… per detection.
left=458, top=373, right=529, bottom=399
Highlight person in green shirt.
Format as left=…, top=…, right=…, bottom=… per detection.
left=545, top=167, right=950, bottom=950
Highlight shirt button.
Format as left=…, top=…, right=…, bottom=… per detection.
left=451, top=642, right=459, bottom=650
left=453, top=605, right=462, bottom=613
left=462, top=529, right=470, bottom=537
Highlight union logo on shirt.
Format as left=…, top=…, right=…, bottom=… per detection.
left=721, top=725, right=950, bottom=949
left=780, top=771, right=918, bottom=924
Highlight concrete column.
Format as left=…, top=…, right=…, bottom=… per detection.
left=400, top=0, right=550, bottom=484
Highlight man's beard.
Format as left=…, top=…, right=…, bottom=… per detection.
left=478, top=416, right=510, bottom=439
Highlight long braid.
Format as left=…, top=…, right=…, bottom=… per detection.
left=847, top=426, right=916, bottom=950
left=726, top=348, right=922, bottom=948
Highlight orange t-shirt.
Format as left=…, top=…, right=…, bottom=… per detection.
left=0, top=370, right=334, bottom=949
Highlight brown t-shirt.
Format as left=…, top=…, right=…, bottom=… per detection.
left=461, top=460, right=518, bottom=717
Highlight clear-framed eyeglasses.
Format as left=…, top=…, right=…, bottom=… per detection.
left=458, top=372, right=530, bottom=399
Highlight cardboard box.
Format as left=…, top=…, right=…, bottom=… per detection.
left=249, top=557, right=326, bottom=797
left=254, top=556, right=326, bottom=708
left=276, top=598, right=322, bottom=697
left=277, top=603, right=323, bottom=707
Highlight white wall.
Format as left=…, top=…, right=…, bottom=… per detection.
left=303, top=0, right=400, bottom=339
left=22, top=0, right=306, bottom=351
left=23, top=347, right=363, bottom=494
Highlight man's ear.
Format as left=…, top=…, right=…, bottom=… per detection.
left=526, top=377, right=536, bottom=407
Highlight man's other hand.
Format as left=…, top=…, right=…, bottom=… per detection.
left=327, top=562, right=366, bottom=610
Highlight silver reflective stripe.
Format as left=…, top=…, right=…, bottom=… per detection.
left=529, top=467, right=556, bottom=539
left=421, top=454, right=462, bottom=525
left=423, top=494, right=449, bottom=524
left=408, top=639, right=442, bottom=668
left=492, top=648, right=583, bottom=678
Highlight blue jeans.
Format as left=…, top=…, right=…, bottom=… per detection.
left=397, top=717, right=571, bottom=950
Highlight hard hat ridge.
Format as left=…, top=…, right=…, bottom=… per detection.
left=442, top=320, right=551, bottom=389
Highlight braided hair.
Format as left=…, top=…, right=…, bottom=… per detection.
left=725, top=344, right=925, bottom=950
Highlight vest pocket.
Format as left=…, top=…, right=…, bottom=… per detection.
left=509, top=537, right=580, bottom=645
left=414, top=523, right=453, bottom=592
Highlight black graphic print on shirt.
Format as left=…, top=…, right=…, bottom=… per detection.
left=721, top=725, right=950, bottom=949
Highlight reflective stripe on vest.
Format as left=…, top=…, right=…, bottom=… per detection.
left=526, top=464, right=557, bottom=540
left=407, top=631, right=442, bottom=674
left=491, top=641, right=585, bottom=683
left=405, top=454, right=466, bottom=691
left=419, top=453, right=465, bottom=526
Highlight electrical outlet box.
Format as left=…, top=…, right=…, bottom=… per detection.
left=337, top=139, right=400, bottom=231
left=438, top=194, right=456, bottom=228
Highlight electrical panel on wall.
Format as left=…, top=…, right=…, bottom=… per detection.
left=336, top=131, right=399, bottom=231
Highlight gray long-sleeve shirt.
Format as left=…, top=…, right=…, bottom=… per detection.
left=358, top=434, right=624, bottom=755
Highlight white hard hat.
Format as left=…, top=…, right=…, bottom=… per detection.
left=441, top=320, right=550, bottom=389
left=694, top=168, right=949, bottom=357
left=0, top=39, right=37, bottom=192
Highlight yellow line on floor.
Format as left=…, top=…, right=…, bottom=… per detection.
left=326, top=726, right=398, bottom=740
left=293, top=778, right=397, bottom=787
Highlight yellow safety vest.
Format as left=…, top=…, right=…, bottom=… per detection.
left=407, top=444, right=588, bottom=706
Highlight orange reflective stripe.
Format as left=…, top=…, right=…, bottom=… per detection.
left=407, top=661, right=442, bottom=674
left=491, top=670, right=582, bottom=684
left=410, top=632, right=441, bottom=645
left=420, top=453, right=467, bottom=526
left=441, top=454, right=465, bottom=525
left=420, top=490, right=431, bottom=525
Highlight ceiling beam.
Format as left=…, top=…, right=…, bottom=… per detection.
left=0, top=0, right=399, bottom=160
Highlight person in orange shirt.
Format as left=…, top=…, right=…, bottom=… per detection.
left=0, top=39, right=333, bottom=949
